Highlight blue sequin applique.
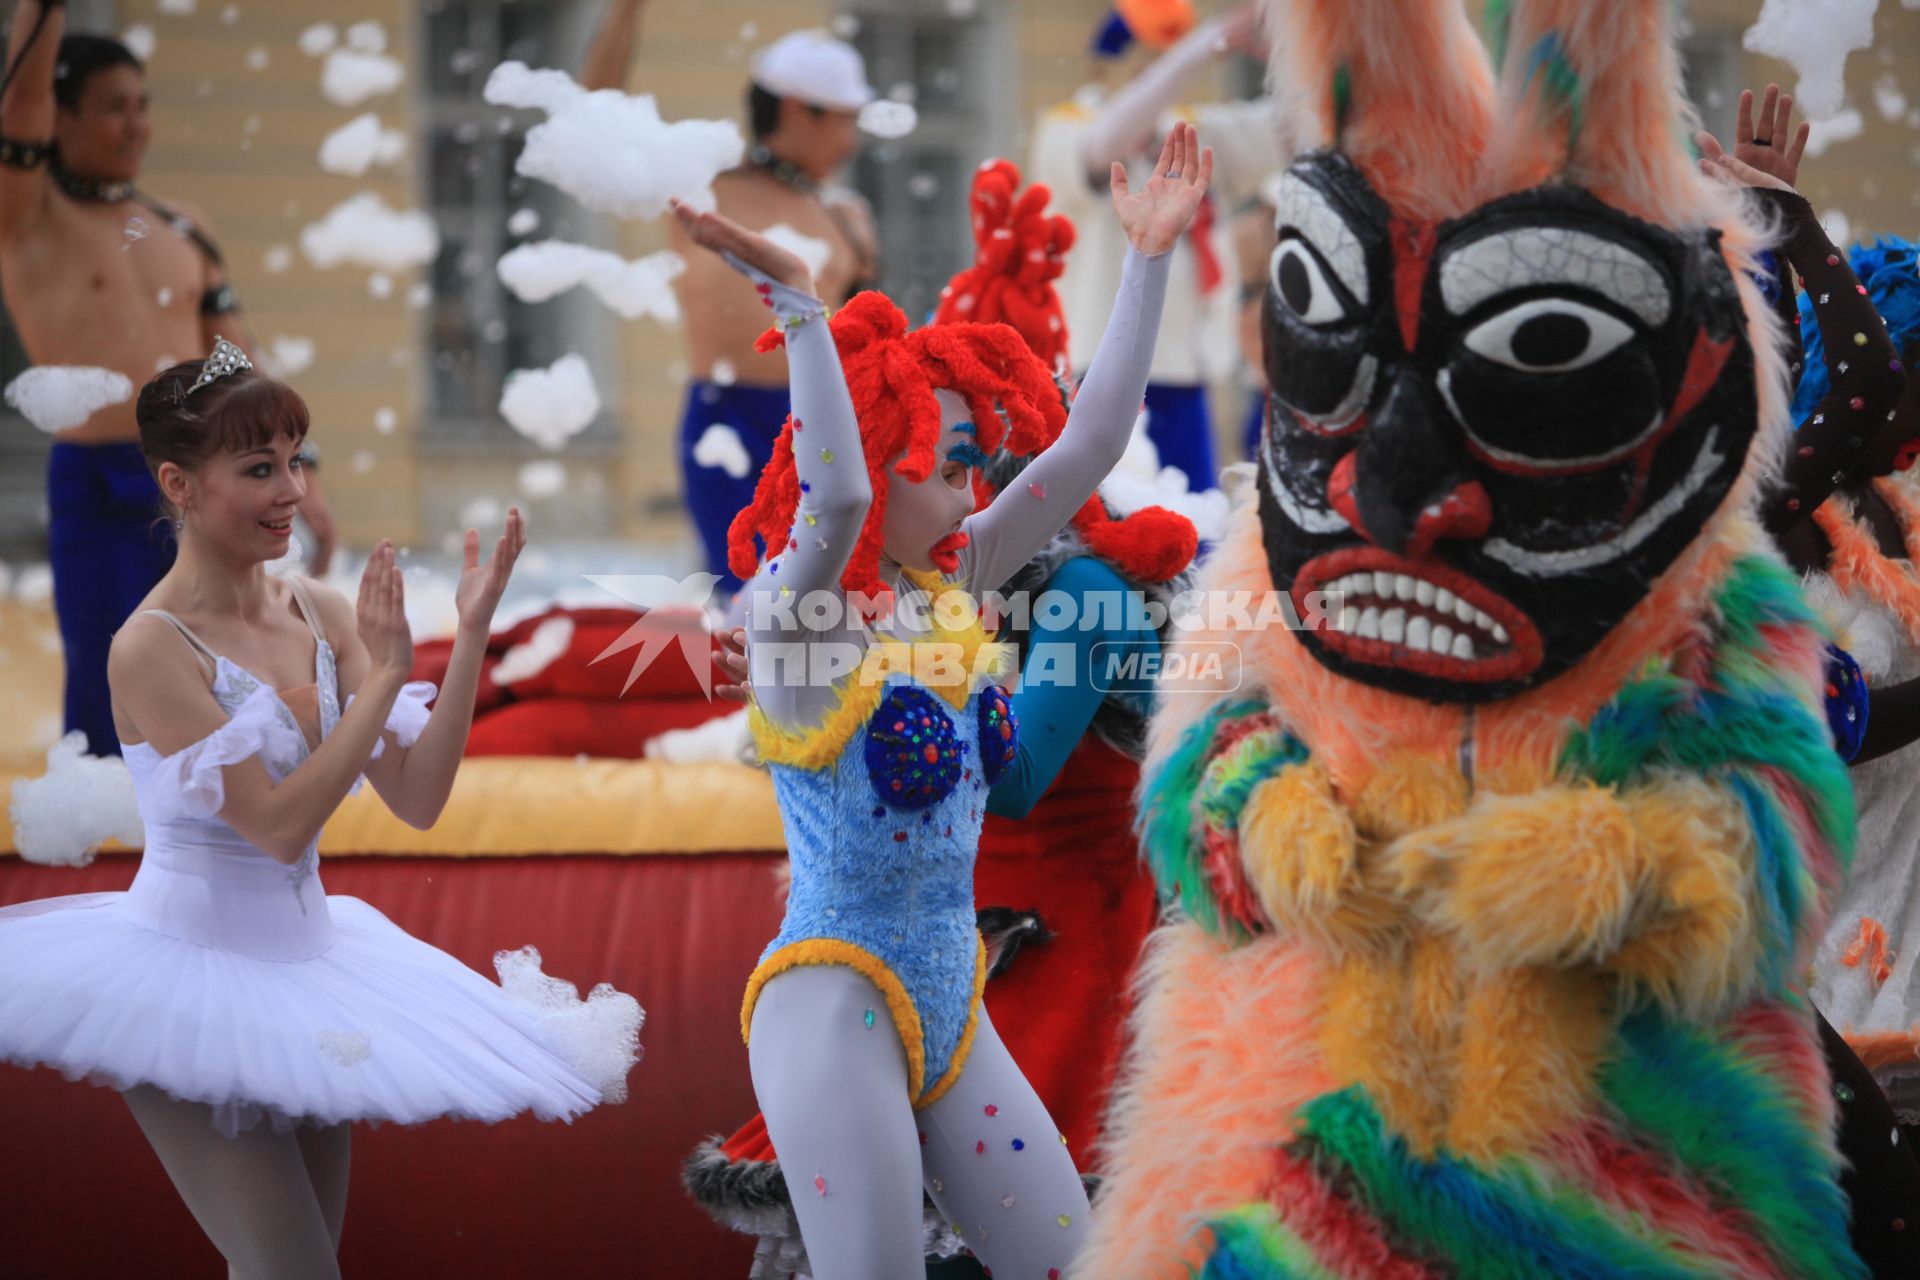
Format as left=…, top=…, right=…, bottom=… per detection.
left=865, top=685, right=966, bottom=809
left=976, top=684, right=1018, bottom=786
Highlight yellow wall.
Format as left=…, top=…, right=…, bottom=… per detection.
left=122, top=0, right=1920, bottom=552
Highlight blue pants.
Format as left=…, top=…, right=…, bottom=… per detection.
left=48, top=443, right=177, bottom=757
left=678, top=380, right=791, bottom=593
left=1242, top=388, right=1268, bottom=462
left=1142, top=382, right=1216, bottom=493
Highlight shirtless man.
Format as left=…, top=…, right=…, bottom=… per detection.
left=0, top=2, right=334, bottom=755
left=581, top=5, right=878, bottom=592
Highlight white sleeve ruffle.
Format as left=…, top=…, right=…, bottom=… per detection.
left=148, top=683, right=286, bottom=823
left=343, top=681, right=438, bottom=794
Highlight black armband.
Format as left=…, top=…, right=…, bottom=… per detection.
left=0, top=137, right=51, bottom=170
left=200, top=283, right=241, bottom=317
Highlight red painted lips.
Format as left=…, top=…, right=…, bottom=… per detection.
left=1292, top=546, right=1545, bottom=684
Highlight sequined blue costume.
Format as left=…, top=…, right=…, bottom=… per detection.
left=743, top=611, right=1018, bottom=1107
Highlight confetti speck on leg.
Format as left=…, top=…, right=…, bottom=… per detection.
left=976, top=1139, right=986, bottom=1154
left=1001, top=1194, right=1016, bottom=1209
left=1011, top=1138, right=1025, bottom=1151
left=813, top=1173, right=828, bottom=1196
left=1057, top=1213, right=1072, bottom=1228
left=820, top=448, right=835, bottom=463
left=984, top=1103, right=998, bottom=1117
left=863, top=1007, right=875, bottom=1029
left=1027, top=482, right=1046, bottom=499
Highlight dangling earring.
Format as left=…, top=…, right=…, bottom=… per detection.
left=172, top=516, right=185, bottom=531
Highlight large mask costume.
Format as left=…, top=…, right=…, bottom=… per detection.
left=1075, top=1, right=1865, bottom=1276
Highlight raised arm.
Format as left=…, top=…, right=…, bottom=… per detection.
left=0, top=0, right=62, bottom=243
left=672, top=200, right=871, bottom=659
left=1079, top=4, right=1256, bottom=181
left=1754, top=185, right=1904, bottom=530
left=341, top=510, right=524, bottom=828
left=1696, top=88, right=1906, bottom=535
left=958, top=126, right=1201, bottom=595
left=579, top=0, right=647, bottom=93
left=109, top=546, right=414, bottom=865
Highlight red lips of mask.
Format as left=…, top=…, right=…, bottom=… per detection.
left=930, top=530, right=972, bottom=574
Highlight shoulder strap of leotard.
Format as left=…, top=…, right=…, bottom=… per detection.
left=284, top=577, right=327, bottom=646
left=140, top=609, right=221, bottom=677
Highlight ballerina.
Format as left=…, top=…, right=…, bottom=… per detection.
left=0, top=341, right=641, bottom=1280
left=671, top=125, right=1208, bottom=1279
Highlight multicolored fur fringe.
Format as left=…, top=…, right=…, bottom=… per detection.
left=1120, top=553, right=1861, bottom=1279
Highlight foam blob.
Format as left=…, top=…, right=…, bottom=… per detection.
left=493, top=615, right=575, bottom=685
left=643, top=707, right=756, bottom=764
left=517, top=459, right=567, bottom=499
left=267, top=335, right=315, bottom=376
left=493, top=945, right=644, bottom=1103
left=1099, top=408, right=1230, bottom=541
left=262, top=244, right=294, bottom=273
left=692, top=423, right=751, bottom=478
left=763, top=223, right=833, bottom=279
left=344, top=20, right=387, bottom=54
left=858, top=99, right=919, bottom=139
left=299, top=22, right=338, bottom=57
left=10, top=733, right=143, bottom=867
left=158, top=0, right=195, bottom=13
left=1874, top=74, right=1908, bottom=121
left=1804, top=106, right=1866, bottom=157
left=14, top=562, right=52, bottom=603
left=300, top=193, right=440, bottom=273
left=122, top=25, right=156, bottom=61
left=4, top=366, right=134, bottom=433
left=482, top=62, right=743, bottom=219
left=321, top=49, right=404, bottom=107
left=499, top=354, right=600, bottom=450
left=317, top=113, right=408, bottom=177
left=1743, top=0, right=1880, bottom=121
left=315, top=1030, right=372, bottom=1068
left=507, top=208, right=541, bottom=236
left=495, top=240, right=684, bottom=321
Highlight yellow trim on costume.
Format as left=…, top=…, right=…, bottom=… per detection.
left=742, top=938, right=931, bottom=1100
left=748, top=570, right=1013, bottom=765
left=750, top=680, right=887, bottom=769
left=915, top=934, right=990, bottom=1109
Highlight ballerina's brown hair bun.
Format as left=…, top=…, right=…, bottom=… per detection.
left=135, top=360, right=310, bottom=483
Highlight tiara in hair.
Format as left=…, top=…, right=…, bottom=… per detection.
left=187, top=336, right=253, bottom=395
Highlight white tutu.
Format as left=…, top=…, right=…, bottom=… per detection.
left=0, top=891, right=640, bottom=1137
left=0, top=597, right=643, bottom=1135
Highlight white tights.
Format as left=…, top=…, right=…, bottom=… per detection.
left=122, top=1085, right=349, bottom=1280
left=750, top=964, right=1090, bottom=1280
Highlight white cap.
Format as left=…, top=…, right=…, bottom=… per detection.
left=750, top=29, right=874, bottom=113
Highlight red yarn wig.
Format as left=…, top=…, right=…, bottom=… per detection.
left=725, top=290, right=1068, bottom=605
left=933, top=159, right=1076, bottom=381
left=940, top=160, right=1199, bottom=585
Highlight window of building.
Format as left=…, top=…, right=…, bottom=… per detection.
left=418, top=0, right=615, bottom=455
left=846, top=1, right=1013, bottom=325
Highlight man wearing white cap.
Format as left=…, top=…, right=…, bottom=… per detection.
left=582, top=7, right=879, bottom=593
